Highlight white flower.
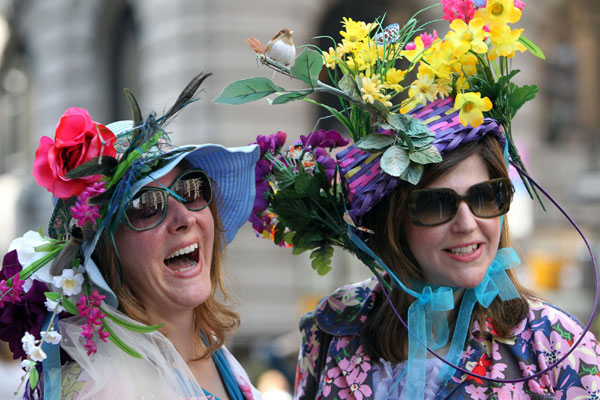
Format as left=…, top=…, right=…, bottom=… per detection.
left=21, top=359, right=35, bottom=369
left=21, top=332, right=36, bottom=354
left=27, top=345, right=47, bottom=362
left=53, top=269, right=84, bottom=296
left=8, top=230, right=54, bottom=285
left=40, top=330, right=62, bottom=345
left=44, top=297, right=65, bottom=313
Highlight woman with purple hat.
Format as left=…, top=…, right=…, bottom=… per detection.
left=0, top=74, right=262, bottom=399
left=217, top=1, right=600, bottom=399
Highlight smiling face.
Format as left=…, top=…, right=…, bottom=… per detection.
left=403, top=154, right=501, bottom=288
left=115, top=166, right=215, bottom=318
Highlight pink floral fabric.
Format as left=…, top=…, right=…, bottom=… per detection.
left=294, top=278, right=600, bottom=400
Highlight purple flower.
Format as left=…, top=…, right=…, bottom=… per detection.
left=1, top=250, right=22, bottom=280
left=314, top=148, right=337, bottom=182
left=0, top=279, right=49, bottom=360
left=253, top=180, right=271, bottom=214
left=300, top=130, right=348, bottom=149
left=248, top=213, right=265, bottom=233
left=255, top=159, right=272, bottom=181
left=255, top=131, right=287, bottom=157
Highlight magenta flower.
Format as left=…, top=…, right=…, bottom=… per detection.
left=76, top=290, right=109, bottom=355
left=514, top=0, right=525, bottom=10
left=70, top=181, right=106, bottom=227
left=441, top=0, right=477, bottom=22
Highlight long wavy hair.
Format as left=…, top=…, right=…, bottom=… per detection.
left=92, top=168, right=240, bottom=360
left=360, top=134, right=531, bottom=362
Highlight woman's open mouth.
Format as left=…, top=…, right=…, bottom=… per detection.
left=164, top=243, right=200, bottom=272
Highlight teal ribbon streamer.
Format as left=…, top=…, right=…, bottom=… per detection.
left=41, top=313, right=61, bottom=400
left=200, top=334, right=244, bottom=400
left=437, top=247, right=521, bottom=383
left=406, top=285, right=454, bottom=399
left=212, top=347, right=245, bottom=400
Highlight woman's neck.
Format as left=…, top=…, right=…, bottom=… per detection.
left=147, top=307, right=201, bottom=361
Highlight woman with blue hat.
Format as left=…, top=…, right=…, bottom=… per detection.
left=0, top=73, right=261, bottom=399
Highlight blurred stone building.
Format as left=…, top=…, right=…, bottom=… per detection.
left=0, top=0, right=598, bottom=382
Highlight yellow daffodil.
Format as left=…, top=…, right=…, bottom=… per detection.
left=451, top=52, right=479, bottom=76
left=402, top=36, right=429, bottom=63
left=455, top=92, right=492, bottom=127
left=447, top=18, right=488, bottom=56
left=383, top=68, right=407, bottom=92
left=488, top=24, right=526, bottom=60
left=475, top=0, right=522, bottom=26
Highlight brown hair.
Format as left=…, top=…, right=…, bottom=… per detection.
left=360, top=134, right=531, bottom=362
left=92, top=175, right=240, bottom=360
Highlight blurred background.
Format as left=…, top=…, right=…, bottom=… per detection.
left=0, top=0, right=599, bottom=397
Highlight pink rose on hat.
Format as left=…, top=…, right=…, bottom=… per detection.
left=33, top=107, right=116, bottom=199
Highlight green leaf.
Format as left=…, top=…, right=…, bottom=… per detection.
left=495, top=69, right=520, bottom=90
left=62, top=298, right=79, bottom=316
left=338, top=73, right=362, bottom=101
left=310, top=245, right=334, bottom=276
left=508, top=83, right=539, bottom=117
left=380, top=146, right=409, bottom=177
left=409, top=145, right=442, bottom=165
left=34, top=242, right=59, bottom=252
left=213, top=77, right=285, bottom=105
left=102, top=320, right=143, bottom=359
left=274, top=222, right=285, bottom=245
left=355, top=134, right=394, bottom=151
left=272, top=90, right=313, bottom=105
left=294, top=173, right=311, bottom=194
left=385, top=112, right=410, bottom=132
left=406, top=115, right=433, bottom=137
left=400, top=163, right=424, bottom=185
left=65, top=157, right=118, bottom=179
left=292, top=246, right=308, bottom=255
left=290, top=48, right=323, bottom=87
left=518, top=35, right=545, bottom=60
left=44, top=292, right=61, bottom=302
left=29, top=367, right=39, bottom=390
left=370, top=99, right=392, bottom=117
left=101, top=307, right=163, bottom=333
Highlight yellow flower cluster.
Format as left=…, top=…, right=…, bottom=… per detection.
left=324, top=0, right=528, bottom=127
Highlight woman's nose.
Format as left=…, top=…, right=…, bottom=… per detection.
left=450, top=201, right=478, bottom=232
left=166, top=197, right=195, bottom=232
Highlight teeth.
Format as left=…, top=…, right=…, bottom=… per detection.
left=166, top=243, right=198, bottom=260
left=449, top=244, right=478, bottom=255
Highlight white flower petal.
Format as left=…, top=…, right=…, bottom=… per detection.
left=27, top=346, right=47, bottom=362
left=41, top=330, right=62, bottom=345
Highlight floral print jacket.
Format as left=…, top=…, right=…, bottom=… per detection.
left=294, top=278, right=600, bottom=400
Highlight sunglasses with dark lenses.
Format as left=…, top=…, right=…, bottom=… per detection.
left=407, top=178, right=514, bottom=227
left=124, top=169, right=213, bottom=231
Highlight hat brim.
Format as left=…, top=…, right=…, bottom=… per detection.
left=107, top=121, right=259, bottom=245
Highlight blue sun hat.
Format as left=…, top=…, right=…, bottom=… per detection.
left=105, top=120, right=259, bottom=246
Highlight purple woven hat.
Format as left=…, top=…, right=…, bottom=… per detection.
left=336, top=97, right=505, bottom=222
